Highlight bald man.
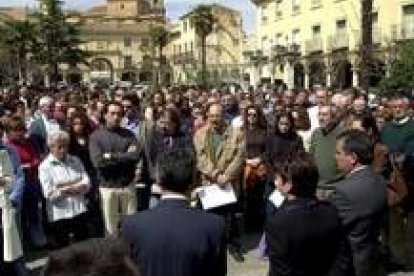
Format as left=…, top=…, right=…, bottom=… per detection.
left=193, top=103, right=246, bottom=262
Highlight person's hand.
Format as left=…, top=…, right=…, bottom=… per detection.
left=127, top=145, right=137, bottom=153
left=151, top=184, right=162, bottom=194
left=103, top=153, right=112, bottom=160
left=217, top=174, right=227, bottom=186
left=0, top=177, right=6, bottom=187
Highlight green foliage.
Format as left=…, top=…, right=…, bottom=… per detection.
left=190, top=5, right=215, bottom=38
left=0, top=20, right=37, bottom=84
left=189, top=5, right=215, bottom=88
left=33, top=0, right=88, bottom=81
left=150, top=25, right=169, bottom=49
left=379, top=41, right=414, bottom=95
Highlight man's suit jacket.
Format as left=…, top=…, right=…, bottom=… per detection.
left=28, top=117, right=48, bottom=155
left=330, top=166, right=387, bottom=276
left=193, top=124, right=245, bottom=194
left=121, top=199, right=227, bottom=276
left=265, top=198, right=350, bottom=276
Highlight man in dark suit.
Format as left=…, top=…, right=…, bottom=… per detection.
left=29, top=96, right=62, bottom=155
left=121, top=148, right=226, bottom=276
left=330, top=130, right=387, bottom=276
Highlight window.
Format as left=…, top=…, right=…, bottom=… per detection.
left=311, top=0, right=321, bottom=7
left=97, top=41, right=103, bottom=50
left=292, top=29, right=300, bottom=45
left=312, top=25, right=321, bottom=36
left=275, top=33, right=283, bottom=45
left=124, top=56, right=132, bottom=68
left=124, top=37, right=132, bottom=48
left=184, top=42, right=188, bottom=53
left=336, top=19, right=347, bottom=32
left=190, top=41, right=194, bottom=52
left=403, top=5, right=414, bottom=38
left=183, top=21, right=187, bottom=32
left=276, top=0, right=283, bottom=19
left=292, top=0, right=300, bottom=14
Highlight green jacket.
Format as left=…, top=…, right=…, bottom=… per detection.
left=310, top=123, right=344, bottom=188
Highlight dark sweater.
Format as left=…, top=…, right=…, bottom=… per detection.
left=310, top=124, right=344, bottom=188
left=266, top=132, right=304, bottom=168
left=89, top=126, right=141, bottom=188
left=380, top=117, right=414, bottom=154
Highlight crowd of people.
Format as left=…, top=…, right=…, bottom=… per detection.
left=0, top=84, right=413, bottom=276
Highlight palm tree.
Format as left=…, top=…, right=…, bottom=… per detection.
left=360, top=0, right=374, bottom=91
left=0, top=20, right=37, bottom=84
left=190, top=5, right=215, bottom=89
left=150, top=25, right=169, bottom=85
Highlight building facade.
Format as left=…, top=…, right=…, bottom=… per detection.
left=66, top=0, right=167, bottom=84
left=247, top=0, right=414, bottom=89
left=169, top=4, right=244, bottom=86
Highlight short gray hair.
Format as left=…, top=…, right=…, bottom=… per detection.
left=47, top=130, right=70, bottom=147
left=39, top=96, right=54, bottom=107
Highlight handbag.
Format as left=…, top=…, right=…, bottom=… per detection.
left=2, top=207, right=23, bottom=262
left=244, top=162, right=268, bottom=190
left=0, top=150, right=23, bottom=262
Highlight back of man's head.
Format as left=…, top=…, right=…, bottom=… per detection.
left=156, top=148, right=195, bottom=194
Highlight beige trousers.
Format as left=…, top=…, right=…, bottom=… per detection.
left=99, top=186, right=137, bottom=237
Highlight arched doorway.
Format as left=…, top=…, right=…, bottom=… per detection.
left=88, top=58, right=114, bottom=83
left=332, top=60, right=352, bottom=89
left=68, top=73, right=82, bottom=84
left=121, top=71, right=136, bottom=82
left=293, top=63, right=305, bottom=88
left=309, top=60, right=326, bottom=88
left=139, top=71, right=152, bottom=83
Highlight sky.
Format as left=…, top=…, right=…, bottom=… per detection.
left=0, top=0, right=256, bottom=33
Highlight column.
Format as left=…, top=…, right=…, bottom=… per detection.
left=352, top=62, right=359, bottom=87
left=284, top=62, right=294, bottom=89
left=324, top=58, right=333, bottom=88
left=304, top=62, right=310, bottom=89
left=326, top=73, right=331, bottom=87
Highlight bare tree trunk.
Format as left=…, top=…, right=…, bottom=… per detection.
left=360, top=0, right=374, bottom=91
left=201, top=35, right=207, bottom=89
left=159, top=45, right=163, bottom=85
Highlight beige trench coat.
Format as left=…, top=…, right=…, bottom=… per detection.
left=193, top=124, right=245, bottom=195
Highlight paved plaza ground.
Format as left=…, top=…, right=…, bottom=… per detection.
left=27, top=232, right=414, bottom=276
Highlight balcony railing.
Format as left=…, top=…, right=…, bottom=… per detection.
left=373, top=27, right=381, bottom=44
left=172, top=51, right=196, bottom=65
left=328, top=33, right=349, bottom=50
left=305, top=37, right=323, bottom=54
left=391, top=24, right=414, bottom=41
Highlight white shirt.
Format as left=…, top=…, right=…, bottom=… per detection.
left=41, top=114, right=60, bottom=136
left=39, top=154, right=90, bottom=222
left=232, top=115, right=244, bottom=129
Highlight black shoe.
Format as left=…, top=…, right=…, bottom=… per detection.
left=229, top=246, right=245, bottom=262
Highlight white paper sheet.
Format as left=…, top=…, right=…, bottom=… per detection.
left=198, top=183, right=237, bottom=210
left=269, top=189, right=285, bottom=208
